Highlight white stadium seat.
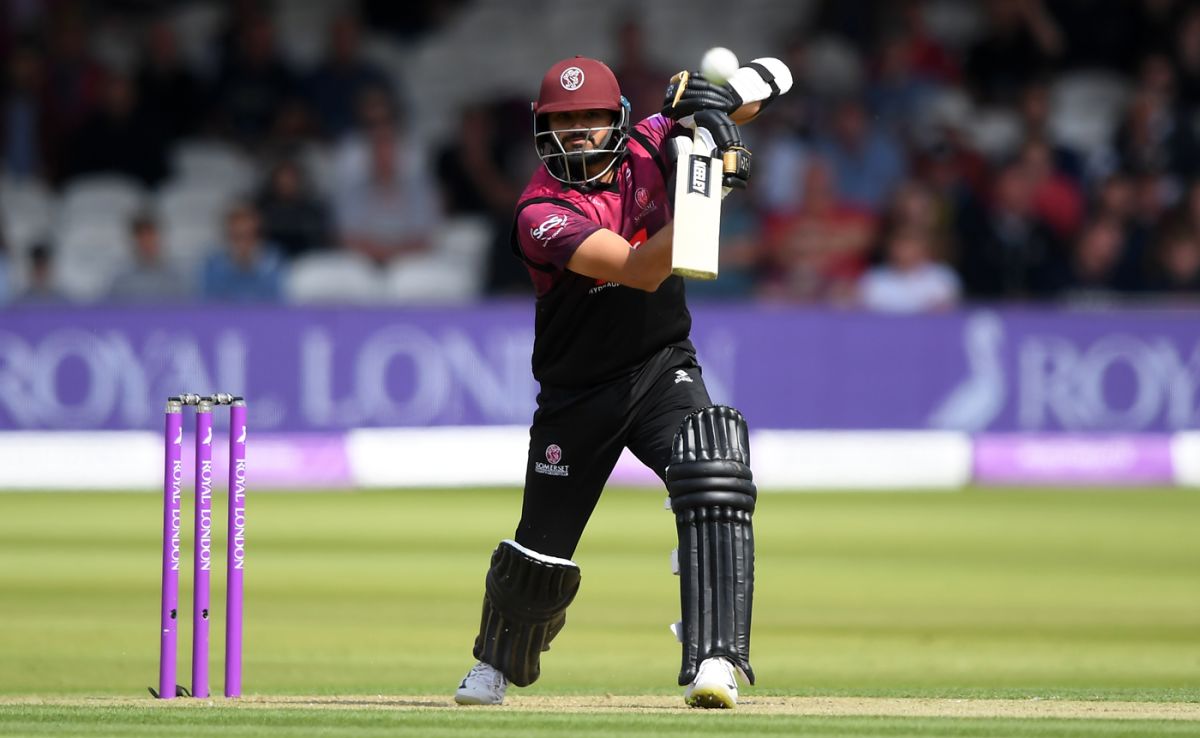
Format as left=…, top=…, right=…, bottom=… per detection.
left=0, top=177, right=55, bottom=255
left=285, top=251, right=387, bottom=304
left=155, top=180, right=241, bottom=229
left=169, top=139, right=258, bottom=190
left=1050, top=70, right=1133, bottom=156
left=383, top=216, right=489, bottom=304
left=53, top=221, right=134, bottom=301
left=59, top=175, right=146, bottom=223
left=968, top=107, right=1023, bottom=161
left=161, top=223, right=220, bottom=274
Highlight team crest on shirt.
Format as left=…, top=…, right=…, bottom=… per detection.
left=633, top=187, right=657, bottom=225
left=560, top=67, right=584, bottom=90
left=535, top=444, right=569, bottom=476
left=532, top=213, right=568, bottom=243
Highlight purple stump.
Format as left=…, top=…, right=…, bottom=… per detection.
left=158, top=400, right=184, bottom=699
left=225, top=400, right=247, bottom=698
left=192, top=400, right=214, bottom=698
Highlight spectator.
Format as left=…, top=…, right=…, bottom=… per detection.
left=1093, top=170, right=1153, bottom=289
left=1114, top=54, right=1200, bottom=179
left=435, top=99, right=531, bottom=293
left=135, top=17, right=204, bottom=143
left=1049, top=216, right=1128, bottom=301
left=883, top=180, right=957, bottom=262
left=306, top=14, right=394, bottom=139
left=865, top=28, right=942, bottom=142
left=956, top=160, right=1062, bottom=299
left=1018, top=138, right=1084, bottom=241
left=14, top=243, right=69, bottom=305
left=611, top=18, right=671, bottom=121
left=42, top=13, right=106, bottom=178
left=859, top=225, right=961, bottom=312
left=255, top=158, right=333, bottom=259
left=812, top=95, right=907, bottom=210
left=1016, top=79, right=1083, bottom=182
left=754, top=37, right=817, bottom=217
left=891, top=0, right=960, bottom=84
left=200, top=203, right=284, bottom=302
left=761, top=157, right=878, bottom=301
left=63, top=70, right=168, bottom=186
left=262, top=97, right=322, bottom=164
left=911, top=99, right=992, bottom=221
left=210, top=13, right=298, bottom=145
left=108, top=215, right=189, bottom=302
left=334, top=91, right=441, bottom=266
left=964, top=0, right=1062, bottom=105
left=1, top=41, right=48, bottom=180
left=1131, top=166, right=1175, bottom=233
left=1173, top=6, right=1200, bottom=109
left=1145, top=223, right=1200, bottom=293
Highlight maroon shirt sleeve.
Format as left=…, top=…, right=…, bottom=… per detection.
left=516, top=201, right=602, bottom=271
left=635, top=113, right=691, bottom=173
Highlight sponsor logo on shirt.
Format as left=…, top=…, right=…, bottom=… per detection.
left=674, top=369, right=693, bottom=384
left=535, top=444, right=570, bottom=476
left=532, top=213, right=568, bottom=243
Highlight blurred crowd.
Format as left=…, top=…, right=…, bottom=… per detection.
left=2, top=0, right=1200, bottom=310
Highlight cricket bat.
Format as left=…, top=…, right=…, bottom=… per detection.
left=671, top=120, right=722, bottom=280
left=670, top=55, right=792, bottom=280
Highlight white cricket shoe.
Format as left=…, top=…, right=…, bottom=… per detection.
left=454, top=661, right=508, bottom=705
left=684, top=657, right=739, bottom=709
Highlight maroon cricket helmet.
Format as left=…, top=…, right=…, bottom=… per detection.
left=531, top=56, right=632, bottom=187
left=534, top=56, right=624, bottom=114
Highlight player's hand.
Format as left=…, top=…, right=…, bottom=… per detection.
left=662, top=71, right=742, bottom=119
left=693, top=109, right=751, bottom=193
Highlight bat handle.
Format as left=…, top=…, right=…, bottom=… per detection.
left=723, top=150, right=739, bottom=174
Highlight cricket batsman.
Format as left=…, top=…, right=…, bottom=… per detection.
left=453, top=54, right=790, bottom=708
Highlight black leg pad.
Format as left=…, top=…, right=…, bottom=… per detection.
left=667, top=405, right=756, bottom=686
left=472, top=539, right=581, bottom=687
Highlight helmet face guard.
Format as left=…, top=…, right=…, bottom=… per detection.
left=532, top=97, right=631, bottom=187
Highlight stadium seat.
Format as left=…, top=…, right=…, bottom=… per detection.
left=921, top=0, right=987, bottom=50
left=169, top=140, right=258, bottom=190
left=156, top=180, right=242, bottom=228
left=1050, top=70, right=1133, bottom=157
left=0, top=177, right=55, bottom=255
left=285, top=251, right=387, bottom=304
left=274, top=0, right=339, bottom=69
left=967, top=107, right=1022, bottom=161
left=383, top=216, right=489, bottom=304
left=59, top=175, right=146, bottom=224
left=161, top=222, right=220, bottom=274
left=53, top=221, right=134, bottom=301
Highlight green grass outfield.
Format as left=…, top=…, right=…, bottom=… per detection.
left=0, top=487, right=1198, bottom=737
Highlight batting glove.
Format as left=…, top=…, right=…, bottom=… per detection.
left=662, top=71, right=743, bottom=119
left=693, top=109, right=751, bottom=193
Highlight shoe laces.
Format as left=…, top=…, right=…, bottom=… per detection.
left=699, top=657, right=737, bottom=687
left=468, top=662, right=506, bottom=688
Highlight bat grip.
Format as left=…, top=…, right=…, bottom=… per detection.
left=723, top=150, right=738, bottom=174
